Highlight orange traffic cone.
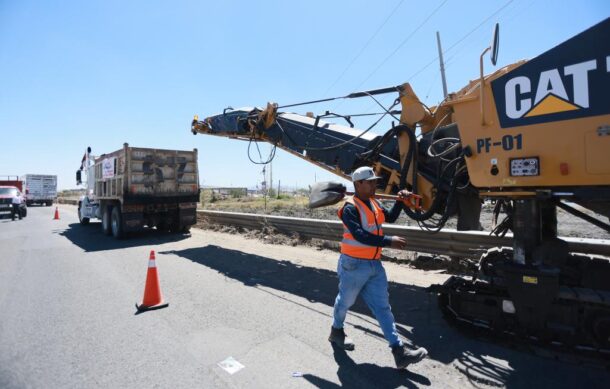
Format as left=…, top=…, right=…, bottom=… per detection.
left=53, top=207, right=60, bottom=220
left=136, top=250, right=169, bottom=312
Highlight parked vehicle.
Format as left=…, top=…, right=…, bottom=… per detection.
left=0, top=176, right=23, bottom=192
left=21, top=174, right=57, bottom=206
left=0, top=186, right=27, bottom=219
left=77, top=144, right=200, bottom=238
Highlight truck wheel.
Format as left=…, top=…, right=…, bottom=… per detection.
left=169, top=223, right=191, bottom=234
left=78, top=204, right=90, bottom=225
left=102, top=208, right=112, bottom=235
left=111, top=206, right=124, bottom=239
left=47, top=201, right=53, bottom=206
left=21, top=207, right=27, bottom=218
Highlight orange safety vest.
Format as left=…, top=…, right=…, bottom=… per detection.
left=338, top=196, right=385, bottom=260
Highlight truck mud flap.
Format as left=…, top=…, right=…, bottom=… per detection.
left=122, top=211, right=144, bottom=232
left=178, top=203, right=197, bottom=227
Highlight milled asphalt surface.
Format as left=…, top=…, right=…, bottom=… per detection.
left=0, top=205, right=609, bottom=388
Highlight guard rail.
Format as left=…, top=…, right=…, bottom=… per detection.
left=198, top=210, right=610, bottom=259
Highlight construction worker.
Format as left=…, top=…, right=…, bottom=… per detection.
left=329, top=166, right=428, bottom=369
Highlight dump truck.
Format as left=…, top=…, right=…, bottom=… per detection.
left=77, top=143, right=200, bottom=238
left=21, top=174, right=57, bottom=206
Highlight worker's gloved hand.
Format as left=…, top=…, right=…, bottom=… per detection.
left=396, top=190, right=422, bottom=210
left=390, top=236, right=407, bottom=250
left=397, top=190, right=412, bottom=199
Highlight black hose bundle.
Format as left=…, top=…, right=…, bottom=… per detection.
left=395, top=124, right=466, bottom=231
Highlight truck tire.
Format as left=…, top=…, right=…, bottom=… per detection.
left=102, top=207, right=112, bottom=235
left=78, top=203, right=90, bottom=225
left=111, top=206, right=124, bottom=239
left=169, top=222, right=191, bottom=234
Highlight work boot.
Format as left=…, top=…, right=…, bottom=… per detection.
left=392, top=344, right=428, bottom=369
left=328, top=326, right=355, bottom=350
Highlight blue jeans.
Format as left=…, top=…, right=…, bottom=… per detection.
left=332, top=254, right=402, bottom=347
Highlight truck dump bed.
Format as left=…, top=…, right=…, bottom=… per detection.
left=93, top=144, right=199, bottom=202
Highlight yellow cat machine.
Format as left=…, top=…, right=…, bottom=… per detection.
left=191, top=19, right=610, bottom=354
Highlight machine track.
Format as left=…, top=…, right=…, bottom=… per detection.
left=436, top=248, right=610, bottom=367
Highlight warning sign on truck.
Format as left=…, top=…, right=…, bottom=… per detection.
left=102, top=158, right=115, bottom=179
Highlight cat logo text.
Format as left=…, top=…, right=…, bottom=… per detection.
left=491, top=19, right=610, bottom=129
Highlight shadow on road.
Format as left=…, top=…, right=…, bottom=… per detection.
left=0, top=217, right=23, bottom=223
left=163, top=245, right=609, bottom=388
left=302, top=344, right=431, bottom=389
left=57, top=223, right=190, bottom=252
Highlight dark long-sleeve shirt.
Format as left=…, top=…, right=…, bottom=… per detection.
left=340, top=198, right=402, bottom=247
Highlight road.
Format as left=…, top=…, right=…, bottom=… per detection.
left=1, top=205, right=608, bottom=388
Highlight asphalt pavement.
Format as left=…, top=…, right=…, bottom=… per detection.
left=0, top=205, right=608, bottom=388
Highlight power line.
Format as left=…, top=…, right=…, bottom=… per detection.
left=321, top=0, right=405, bottom=98
left=461, top=0, right=536, bottom=66
left=351, top=0, right=449, bottom=92
left=284, top=0, right=516, bottom=119
left=441, top=0, right=514, bottom=57
left=328, top=0, right=449, bottom=114
left=444, top=0, right=535, bottom=68
left=358, top=0, right=516, bottom=113
left=401, top=0, right=515, bottom=92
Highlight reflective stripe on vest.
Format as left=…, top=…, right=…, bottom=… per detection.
left=338, top=196, right=385, bottom=260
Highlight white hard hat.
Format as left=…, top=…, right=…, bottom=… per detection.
left=351, top=166, right=381, bottom=182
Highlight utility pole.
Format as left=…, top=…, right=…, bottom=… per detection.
left=262, top=166, right=267, bottom=211
left=436, top=31, right=448, bottom=98
left=270, top=161, right=273, bottom=197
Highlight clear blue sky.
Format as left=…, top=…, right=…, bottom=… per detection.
left=1, top=0, right=608, bottom=190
